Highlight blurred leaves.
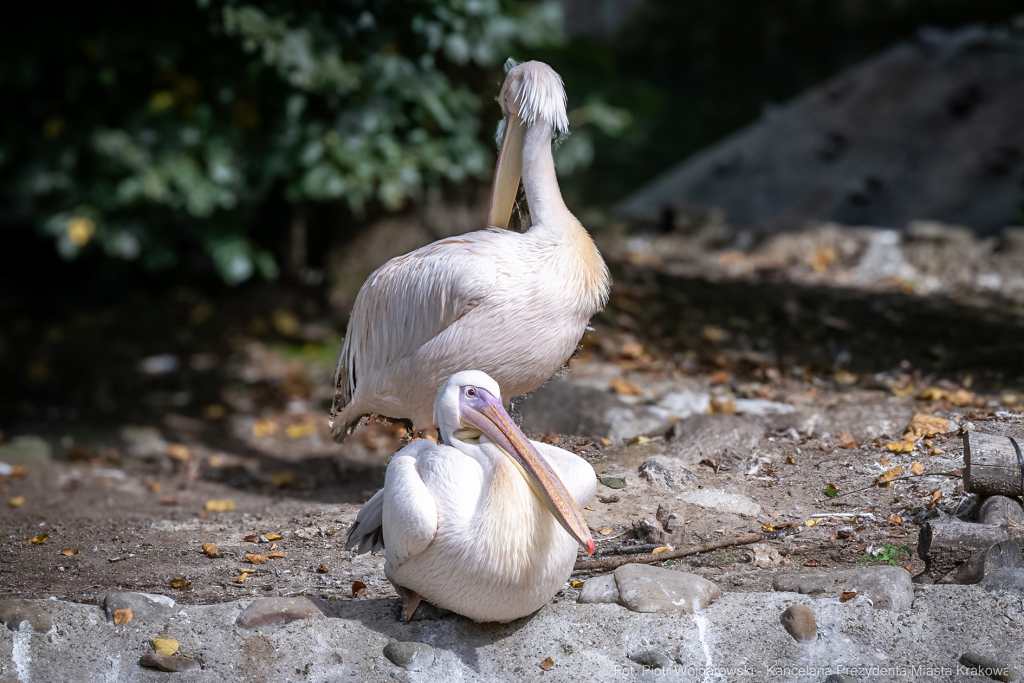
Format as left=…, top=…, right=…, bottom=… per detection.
left=0, top=0, right=563, bottom=284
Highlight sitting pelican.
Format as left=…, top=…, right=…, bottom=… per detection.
left=346, top=371, right=596, bottom=623
left=330, top=61, right=610, bottom=439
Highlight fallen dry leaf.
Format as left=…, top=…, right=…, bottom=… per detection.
left=169, top=577, right=191, bottom=589
left=804, top=560, right=821, bottom=567
left=351, top=581, right=367, bottom=598
left=152, top=638, right=179, bottom=655
left=833, top=369, right=857, bottom=385
left=890, top=514, right=903, bottom=524
left=599, top=437, right=612, bottom=447
left=167, top=444, right=190, bottom=461
left=947, top=389, right=976, bottom=407
left=253, top=420, right=278, bottom=437
left=266, top=551, right=285, bottom=559
left=823, top=484, right=839, bottom=498
left=839, top=591, right=857, bottom=603
left=571, top=580, right=584, bottom=588
left=930, top=490, right=942, bottom=504
left=762, top=521, right=775, bottom=532
left=880, top=455, right=891, bottom=467
left=598, top=527, right=612, bottom=535
left=113, top=608, right=133, bottom=625
left=708, top=397, right=736, bottom=414
left=540, top=657, right=555, bottom=672
left=161, top=496, right=178, bottom=506
left=148, top=482, right=161, bottom=493
left=905, top=413, right=950, bottom=441
left=8, top=496, right=24, bottom=508
left=652, top=546, right=671, bottom=555
left=610, top=377, right=642, bottom=396
left=929, top=448, right=944, bottom=456
left=806, top=519, right=819, bottom=527
left=541, top=431, right=560, bottom=444
left=316, top=564, right=329, bottom=573
left=243, top=534, right=258, bottom=543
left=234, top=572, right=248, bottom=584
left=201, top=542, right=219, bottom=558
left=264, top=533, right=283, bottom=541
left=917, top=387, right=946, bottom=401
left=245, top=553, right=267, bottom=565
left=786, top=455, right=797, bottom=465
left=910, top=461, right=924, bottom=475
left=710, top=371, right=731, bottom=384
left=30, top=533, right=48, bottom=544
left=892, top=385, right=915, bottom=398
left=269, top=471, right=293, bottom=486
left=887, top=441, right=914, bottom=453
left=60, top=548, right=77, bottom=556
left=204, top=499, right=235, bottom=512
left=286, top=423, right=315, bottom=439
left=875, top=465, right=903, bottom=486
left=628, top=435, right=650, bottom=445
left=835, top=430, right=858, bottom=449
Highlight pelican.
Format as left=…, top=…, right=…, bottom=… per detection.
left=346, top=370, right=596, bottom=623
left=330, top=61, right=610, bottom=439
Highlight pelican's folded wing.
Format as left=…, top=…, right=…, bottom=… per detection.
left=332, top=233, right=503, bottom=422
left=382, top=442, right=440, bottom=566
left=534, top=441, right=597, bottom=508
left=345, top=488, right=385, bottom=554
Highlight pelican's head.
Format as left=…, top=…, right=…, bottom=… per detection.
left=434, top=371, right=594, bottom=555
left=486, top=61, right=569, bottom=230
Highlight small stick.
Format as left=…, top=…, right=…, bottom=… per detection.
left=573, top=527, right=801, bottom=572
left=595, top=543, right=665, bottom=556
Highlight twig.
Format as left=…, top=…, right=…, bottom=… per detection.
left=595, top=543, right=665, bottom=557
left=572, top=527, right=801, bottom=573
left=835, top=471, right=963, bottom=498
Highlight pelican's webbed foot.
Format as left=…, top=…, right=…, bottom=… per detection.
left=395, top=587, right=454, bottom=622
left=398, top=586, right=423, bottom=622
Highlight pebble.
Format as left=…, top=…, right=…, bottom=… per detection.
left=0, top=436, right=51, bottom=465
left=235, top=597, right=324, bottom=629
left=628, top=650, right=672, bottom=669
left=613, top=564, right=721, bottom=614
left=383, top=641, right=435, bottom=671
left=0, top=599, right=52, bottom=632
left=638, top=456, right=695, bottom=490
left=119, top=426, right=169, bottom=458
left=139, top=653, right=199, bottom=672
left=104, top=592, right=175, bottom=622
left=959, top=652, right=1013, bottom=682
left=577, top=574, right=619, bottom=604
left=772, top=566, right=914, bottom=612
left=779, top=605, right=816, bottom=643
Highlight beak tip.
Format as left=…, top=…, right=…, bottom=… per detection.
left=586, top=539, right=595, bottom=556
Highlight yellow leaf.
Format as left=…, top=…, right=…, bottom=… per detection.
left=30, top=533, right=48, bottom=544
left=762, top=522, right=775, bottom=532
left=286, top=423, right=315, bottom=439
left=264, top=534, right=282, bottom=541
left=652, top=546, right=671, bottom=554
left=167, top=444, right=190, bottom=461
left=266, top=551, right=285, bottom=559
left=833, top=369, right=857, bottom=385
left=8, top=497, right=24, bottom=508
left=875, top=465, right=903, bottom=486
left=204, top=499, right=235, bottom=512
left=253, top=420, right=278, bottom=437
left=880, top=455, right=891, bottom=467
left=931, top=490, right=942, bottom=503
left=169, top=577, right=191, bottom=589
left=113, top=608, right=133, bottom=625
left=806, top=519, right=818, bottom=527
left=148, top=482, right=162, bottom=493
left=598, top=527, right=612, bottom=535
left=627, top=435, right=650, bottom=446
left=892, top=385, right=915, bottom=397
left=246, top=553, right=267, bottom=565
left=889, top=514, right=903, bottom=524
left=60, top=548, right=77, bottom=556
left=947, top=389, right=976, bottom=407
left=905, top=413, right=950, bottom=440
left=611, top=377, right=643, bottom=396
left=709, top=397, right=736, bottom=414
left=234, top=572, right=248, bottom=584
left=835, top=430, right=859, bottom=449
left=201, top=542, right=219, bottom=558
left=786, top=455, right=796, bottom=465
left=917, top=387, right=947, bottom=401
left=909, top=461, right=924, bottom=475
left=152, top=638, right=179, bottom=655
left=571, top=580, right=584, bottom=588
left=599, top=437, right=612, bottom=447
left=929, top=448, right=944, bottom=456
left=269, top=471, right=293, bottom=486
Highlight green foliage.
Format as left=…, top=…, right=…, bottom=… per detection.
left=861, top=542, right=913, bottom=567
left=0, top=0, right=562, bottom=284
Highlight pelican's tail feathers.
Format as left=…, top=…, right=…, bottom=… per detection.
left=346, top=488, right=385, bottom=554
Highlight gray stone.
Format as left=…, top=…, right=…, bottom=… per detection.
left=120, top=426, right=168, bottom=458
left=638, top=456, right=695, bottom=490
left=0, top=599, right=52, bottom=632
left=0, top=436, right=51, bottom=465
left=613, top=564, right=722, bottom=614
left=779, top=604, right=817, bottom=643
left=383, top=641, right=435, bottom=671
left=959, top=652, right=1013, bottom=682
left=629, top=650, right=672, bottom=669
left=235, top=597, right=324, bottom=629
left=577, top=574, right=619, bottom=604
left=139, top=653, right=199, bottom=672
left=772, top=566, right=914, bottom=612
left=665, top=414, right=764, bottom=466
left=104, top=592, right=175, bottom=622
left=677, top=489, right=761, bottom=517
left=981, top=567, right=1024, bottom=594
left=636, top=517, right=666, bottom=544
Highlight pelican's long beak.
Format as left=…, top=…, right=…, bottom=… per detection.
left=485, top=111, right=525, bottom=229
left=462, top=388, right=594, bottom=555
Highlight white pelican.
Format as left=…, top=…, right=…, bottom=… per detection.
left=346, top=370, right=596, bottom=623
left=330, top=61, right=610, bottom=439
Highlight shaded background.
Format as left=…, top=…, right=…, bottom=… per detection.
left=2, top=0, right=1023, bottom=432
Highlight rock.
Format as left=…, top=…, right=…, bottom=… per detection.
left=0, top=436, right=51, bottom=465
left=635, top=517, right=666, bottom=544
left=383, top=641, right=435, bottom=671
left=0, top=599, right=52, bottom=632
left=733, top=399, right=795, bottom=416
left=664, top=414, right=764, bottom=466
left=772, top=566, right=914, bottom=612
left=577, top=575, right=620, bottom=604
left=665, top=513, right=685, bottom=533
left=638, top=456, right=695, bottom=490
left=235, top=597, right=324, bottom=629
left=981, top=567, right=1024, bottom=594
left=779, top=604, right=816, bottom=643
left=628, top=650, right=672, bottom=669
left=139, top=653, right=199, bottom=672
left=649, top=392, right=710, bottom=420
left=676, top=489, right=761, bottom=517
left=959, top=652, right=1013, bottom=682
left=613, top=564, right=721, bottom=614
left=120, top=426, right=168, bottom=458
left=104, top=592, right=175, bottom=622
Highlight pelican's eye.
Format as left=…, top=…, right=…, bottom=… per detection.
left=466, top=387, right=477, bottom=398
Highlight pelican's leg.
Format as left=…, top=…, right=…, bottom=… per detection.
left=398, top=586, right=424, bottom=622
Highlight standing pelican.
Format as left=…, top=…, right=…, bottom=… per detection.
left=330, top=61, right=610, bottom=439
left=346, top=371, right=596, bottom=623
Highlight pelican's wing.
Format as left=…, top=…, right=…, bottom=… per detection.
left=345, top=488, right=386, bottom=554
left=332, top=232, right=504, bottom=432
left=382, top=441, right=440, bottom=566
left=533, top=441, right=597, bottom=508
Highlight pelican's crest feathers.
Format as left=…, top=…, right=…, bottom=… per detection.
left=499, top=61, right=569, bottom=135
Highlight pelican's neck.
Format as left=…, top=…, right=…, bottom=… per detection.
left=521, top=121, right=573, bottom=232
